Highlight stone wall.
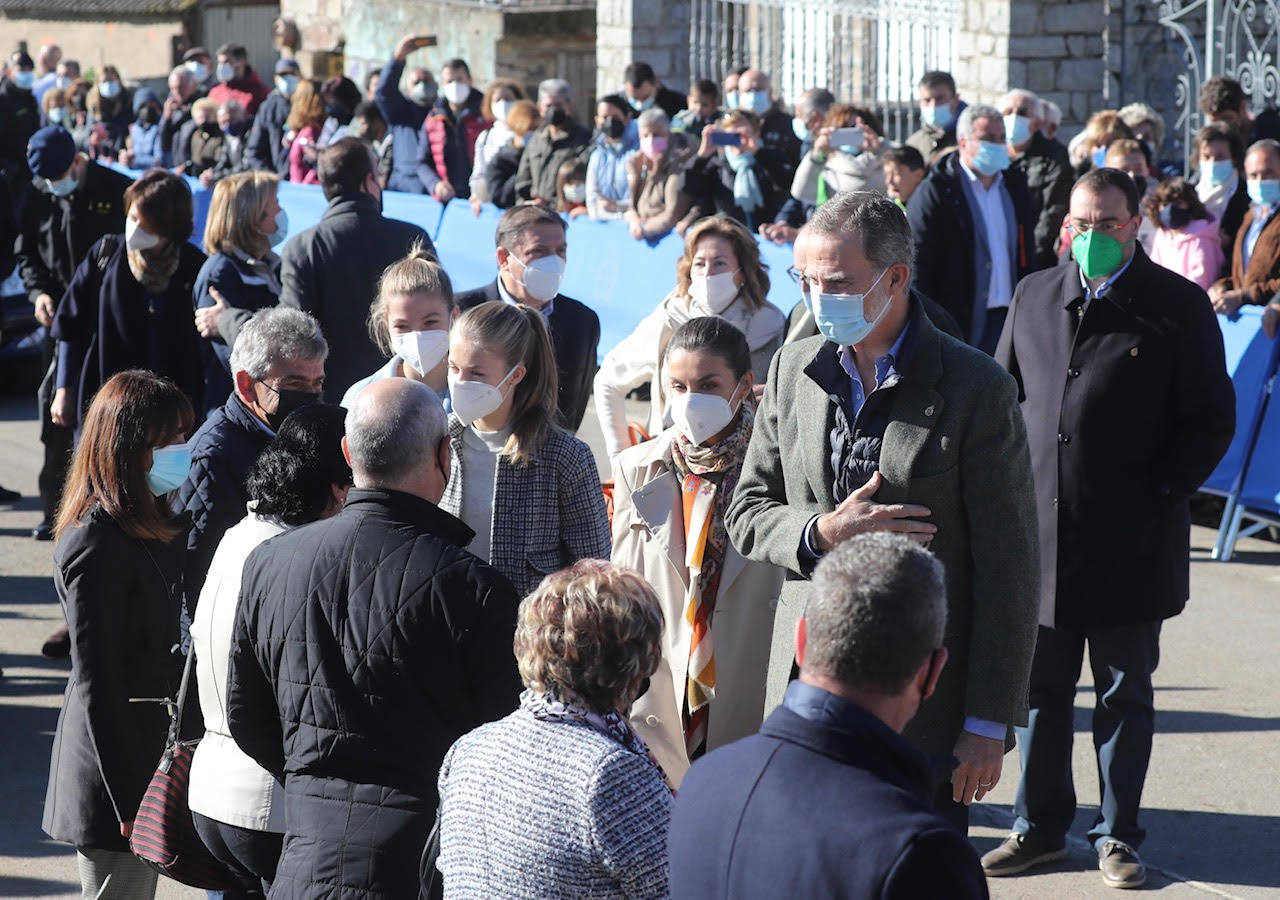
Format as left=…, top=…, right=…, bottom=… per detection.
left=952, top=0, right=1107, bottom=135
left=596, top=0, right=690, bottom=102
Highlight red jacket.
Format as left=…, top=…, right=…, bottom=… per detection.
left=208, top=69, right=272, bottom=116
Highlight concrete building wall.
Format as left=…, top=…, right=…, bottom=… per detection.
left=0, top=15, right=187, bottom=82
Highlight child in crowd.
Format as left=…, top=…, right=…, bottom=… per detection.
left=673, top=79, right=722, bottom=139
left=1145, top=177, right=1224, bottom=292
left=555, top=159, right=589, bottom=218
left=883, top=144, right=927, bottom=209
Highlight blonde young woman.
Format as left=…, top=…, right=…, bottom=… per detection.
left=611, top=317, right=783, bottom=787
left=441, top=301, right=610, bottom=596
left=341, top=243, right=457, bottom=408
left=593, top=215, right=785, bottom=459
left=193, top=171, right=287, bottom=412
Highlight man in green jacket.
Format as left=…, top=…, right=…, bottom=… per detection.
left=726, top=192, right=1040, bottom=833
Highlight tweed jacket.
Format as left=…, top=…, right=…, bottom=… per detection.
left=611, top=428, right=785, bottom=786
left=441, top=415, right=611, bottom=597
left=1210, top=204, right=1280, bottom=305
left=724, top=298, right=1040, bottom=758
left=437, top=707, right=671, bottom=898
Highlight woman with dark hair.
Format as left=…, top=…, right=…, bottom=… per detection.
left=43, top=369, right=195, bottom=900
left=188, top=403, right=351, bottom=899
left=610, top=317, right=784, bottom=787
left=1145, top=176, right=1224, bottom=290
left=50, top=168, right=206, bottom=431
left=318, top=75, right=362, bottom=148
left=593, top=215, right=785, bottom=459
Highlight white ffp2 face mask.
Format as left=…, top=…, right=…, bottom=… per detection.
left=669, top=383, right=744, bottom=446
left=391, top=329, right=450, bottom=377
left=510, top=252, right=566, bottom=303
left=125, top=217, right=161, bottom=252
left=688, top=269, right=740, bottom=314
left=442, top=80, right=470, bottom=105
left=448, top=366, right=519, bottom=426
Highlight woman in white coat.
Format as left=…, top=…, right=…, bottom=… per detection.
left=610, top=316, right=784, bottom=787
left=188, top=404, right=351, bottom=899
left=593, top=215, right=785, bottom=459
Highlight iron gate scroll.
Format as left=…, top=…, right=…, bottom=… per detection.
left=1160, top=0, right=1280, bottom=168
left=687, top=0, right=958, bottom=143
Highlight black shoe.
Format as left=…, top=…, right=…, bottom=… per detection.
left=32, top=520, right=54, bottom=541
left=981, top=832, right=1069, bottom=877
left=0, top=484, right=19, bottom=503
left=41, top=626, right=70, bottom=659
left=1099, top=839, right=1147, bottom=889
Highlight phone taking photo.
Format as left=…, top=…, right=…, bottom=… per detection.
left=829, top=127, right=866, bottom=152
left=710, top=131, right=743, bottom=147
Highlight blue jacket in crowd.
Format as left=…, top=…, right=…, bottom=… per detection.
left=586, top=129, right=638, bottom=218
left=375, top=57, right=428, bottom=194
left=128, top=122, right=166, bottom=169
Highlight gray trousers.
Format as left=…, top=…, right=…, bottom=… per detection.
left=76, top=848, right=158, bottom=900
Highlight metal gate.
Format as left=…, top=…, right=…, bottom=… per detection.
left=1158, top=0, right=1280, bottom=168
left=687, top=0, right=958, bottom=143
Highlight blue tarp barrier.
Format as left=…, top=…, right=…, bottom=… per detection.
left=1202, top=307, right=1271, bottom=495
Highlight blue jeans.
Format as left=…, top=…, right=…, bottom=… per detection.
left=1013, top=621, right=1162, bottom=850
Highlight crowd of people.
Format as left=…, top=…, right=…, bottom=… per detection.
left=1, top=27, right=1277, bottom=900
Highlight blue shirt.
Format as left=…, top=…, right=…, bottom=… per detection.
left=837, top=324, right=909, bottom=419
left=1242, top=205, right=1273, bottom=272
left=1078, top=251, right=1137, bottom=303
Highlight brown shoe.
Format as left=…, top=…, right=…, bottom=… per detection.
left=1099, top=840, right=1146, bottom=889
left=981, top=832, right=1068, bottom=877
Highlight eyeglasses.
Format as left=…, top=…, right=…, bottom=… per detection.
left=1067, top=218, right=1134, bottom=236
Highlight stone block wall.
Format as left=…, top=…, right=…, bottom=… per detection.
left=954, top=0, right=1107, bottom=135
left=596, top=0, right=690, bottom=101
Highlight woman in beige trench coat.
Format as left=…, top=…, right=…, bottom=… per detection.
left=610, top=315, right=785, bottom=787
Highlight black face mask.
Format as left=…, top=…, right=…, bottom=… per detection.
left=602, top=115, right=626, bottom=140
left=224, top=119, right=249, bottom=137
left=1132, top=173, right=1148, bottom=196
left=1162, top=204, right=1193, bottom=230
left=262, top=385, right=321, bottom=431
left=546, top=105, right=569, bottom=129
left=138, top=105, right=160, bottom=126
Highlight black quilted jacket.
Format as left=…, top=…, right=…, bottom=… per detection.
left=178, top=392, right=273, bottom=608
left=226, top=488, right=522, bottom=899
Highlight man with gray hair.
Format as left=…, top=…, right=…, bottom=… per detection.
left=179, top=306, right=328, bottom=605
left=727, top=191, right=1039, bottom=834
left=669, top=534, right=989, bottom=898
left=907, top=102, right=1036, bottom=353
left=515, top=77, right=591, bottom=203
left=227, top=377, right=521, bottom=899
left=1000, top=88, right=1073, bottom=268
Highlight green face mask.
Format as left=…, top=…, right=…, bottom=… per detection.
left=1072, top=228, right=1130, bottom=280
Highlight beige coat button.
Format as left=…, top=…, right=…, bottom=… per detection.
left=645, top=715, right=660, bottom=727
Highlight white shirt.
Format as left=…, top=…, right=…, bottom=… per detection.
left=458, top=424, right=513, bottom=564
left=960, top=161, right=1014, bottom=309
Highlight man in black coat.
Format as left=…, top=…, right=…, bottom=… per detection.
left=670, top=534, right=988, bottom=900
left=455, top=204, right=600, bottom=431
left=160, top=65, right=204, bottom=166
left=1001, top=89, right=1074, bottom=270
left=279, top=138, right=433, bottom=402
left=244, top=58, right=298, bottom=176
left=18, top=127, right=132, bottom=540
left=987, top=169, right=1235, bottom=889
left=907, top=104, right=1036, bottom=354
left=622, top=60, right=687, bottom=119
left=0, top=50, right=40, bottom=205
left=178, top=308, right=328, bottom=610
left=227, top=378, right=522, bottom=900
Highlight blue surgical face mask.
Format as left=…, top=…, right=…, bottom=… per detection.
left=1203, top=158, right=1236, bottom=188
left=1003, top=113, right=1032, bottom=147
left=804, top=268, right=891, bottom=346
left=627, top=92, right=654, bottom=112
left=98, top=79, right=121, bottom=100
left=971, top=140, right=1011, bottom=177
left=743, top=90, right=770, bottom=115
left=919, top=103, right=953, bottom=130
left=49, top=106, right=68, bottom=125
left=1091, top=145, right=1108, bottom=168
left=148, top=443, right=192, bottom=495
left=13, top=69, right=35, bottom=90
left=792, top=116, right=810, bottom=143
left=724, top=90, right=738, bottom=111
left=267, top=208, right=289, bottom=247
left=277, top=75, right=299, bottom=97
left=46, top=174, right=78, bottom=198
left=1247, top=178, right=1280, bottom=207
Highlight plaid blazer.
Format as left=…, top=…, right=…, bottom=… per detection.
left=442, top=415, right=611, bottom=597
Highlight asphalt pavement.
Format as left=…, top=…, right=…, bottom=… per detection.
left=0, top=374, right=1277, bottom=899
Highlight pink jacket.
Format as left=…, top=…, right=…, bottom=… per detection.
left=288, top=125, right=320, bottom=185
left=1149, top=216, right=1225, bottom=291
